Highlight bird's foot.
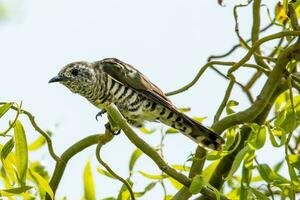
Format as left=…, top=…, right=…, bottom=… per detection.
left=95, top=110, right=107, bottom=121
left=105, top=123, right=121, bottom=135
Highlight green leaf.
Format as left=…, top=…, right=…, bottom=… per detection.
left=1, top=138, right=14, bottom=159
left=267, top=126, right=287, bottom=147
left=97, top=167, right=115, bottom=179
left=225, top=145, right=251, bottom=180
left=165, top=128, right=179, bottom=134
left=202, top=160, right=220, bottom=182
left=139, top=127, right=155, bottom=134
left=1, top=152, right=17, bottom=183
left=247, top=124, right=266, bottom=150
left=134, top=182, right=156, bottom=197
left=274, top=160, right=285, bottom=173
left=28, top=136, right=46, bottom=151
left=192, top=116, right=206, bottom=123
left=30, top=161, right=49, bottom=180
left=29, top=169, right=54, bottom=199
left=102, top=197, right=116, bottom=200
left=189, top=175, right=204, bottom=194
left=171, top=164, right=190, bottom=172
left=256, top=163, right=289, bottom=184
left=129, top=149, right=143, bottom=172
left=277, top=111, right=297, bottom=133
left=226, top=100, right=239, bottom=115
left=168, top=177, right=183, bottom=190
left=0, top=103, right=12, bottom=118
left=14, top=120, right=28, bottom=185
left=0, top=186, right=32, bottom=196
left=138, top=171, right=168, bottom=180
left=248, top=188, right=269, bottom=200
left=117, top=179, right=133, bottom=200
left=288, top=154, right=300, bottom=170
left=83, top=160, right=96, bottom=200
left=178, top=107, right=191, bottom=113
left=224, top=128, right=237, bottom=150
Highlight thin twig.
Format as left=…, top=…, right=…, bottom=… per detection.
left=95, top=132, right=135, bottom=200
left=214, top=75, right=235, bottom=122
left=0, top=102, right=60, bottom=161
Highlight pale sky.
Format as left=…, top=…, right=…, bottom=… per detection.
left=0, top=0, right=282, bottom=199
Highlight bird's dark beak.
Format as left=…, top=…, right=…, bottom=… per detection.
left=48, top=75, right=68, bottom=83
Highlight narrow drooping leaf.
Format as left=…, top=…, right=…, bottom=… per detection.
left=189, top=175, right=204, bottom=194
left=29, top=169, right=54, bottom=200
left=192, top=116, right=206, bottom=123
left=288, top=154, right=300, bottom=170
left=202, top=160, right=220, bottom=182
left=225, top=145, right=251, bottom=180
left=97, top=167, right=115, bottom=179
left=28, top=136, right=46, bottom=151
left=129, top=149, right=143, bottom=172
left=139, top=127, right=155, bottom=134
left=165, top=128, right=179, bottom=134
left=267, top=126, right=287, bottom=147
left=13, top=120, right=28, bottom=185
left=1, top=153, right=17, bottom=183
left=248, top=188, right=269, bottom=200
left=256, top=163, right=289, bottom=184
left=83, top=160, right=96, bottom=200
left=178, top=107, right=191, bottom=113
left=171, top=164, right=190, bottom=172
left=133, top=182, right=156, bottom=197
left=168, top=177, right=183, bottom=190
left=226, top=100, right=239, bottom=115
left=0, top=103, right=12, bottom=118
left=117, top=179, right=133, bottom=200
left=248, top=124, right=266, bottom=150
left=138, top=171, right=168, bottom=180
left=0, top=186, right=32, bottom=196
left=1, top=138, right=14, bottom=159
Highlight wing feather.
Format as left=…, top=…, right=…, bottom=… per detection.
left=99, top=58, right=176, bottom=110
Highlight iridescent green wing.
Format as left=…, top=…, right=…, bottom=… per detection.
left=99, top=58, right=176, bottom=110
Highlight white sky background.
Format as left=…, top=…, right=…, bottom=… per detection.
left=0, top=0, right=284, bottom=199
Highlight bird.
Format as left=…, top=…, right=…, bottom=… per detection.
left=49, top=58, right=224, bottom=151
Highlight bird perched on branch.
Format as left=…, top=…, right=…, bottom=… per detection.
left=49, top=58, right=224, bottom=150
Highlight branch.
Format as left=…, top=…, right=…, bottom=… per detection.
left=213, top=40, right=300, bottom=133
left=105, top=105, right=229, bottom=200
left=95, top=131, right=135, bottom=200
left=214, top=75, right=235, bottom=122
left=207, top=22, right=273, bottom=62
left=47, top=134, right=101, bottom=199
left=166, top=61, right=268, bottom=96
left=0, top=103, right=60, bottom=162
left=209, top=84, right=287, bottom=191
left=228, top=30, right=300, bottom=74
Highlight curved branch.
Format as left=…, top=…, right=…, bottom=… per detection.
left=0, top=103, right=60, bottom=161
left=95, top=132, right=135, bottom=200
left=212, top=40, right=300, bottom=134
left=228, top=31, right=300, bottom=74
left=207, top=22, right=274, bottom=61
left=105, top=105, right=229, bottom=200
left=166, top=61, right=268, bottom=96
left=47, top=134, right=101, bottom=199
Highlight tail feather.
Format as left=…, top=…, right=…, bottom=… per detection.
left=163, top=110, right=225, bottom=151
left=186, top=117, right=224, bottom=151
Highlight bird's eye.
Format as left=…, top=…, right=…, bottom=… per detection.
left=71, top=68, right=79, bottom=76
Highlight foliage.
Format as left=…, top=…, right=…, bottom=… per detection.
left=1, top=1, right=300, bottom=200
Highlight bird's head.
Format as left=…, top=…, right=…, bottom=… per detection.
left=49, top=61, right=97, bottom=94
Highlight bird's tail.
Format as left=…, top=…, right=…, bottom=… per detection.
left=160, top=110, right=224, bottom=151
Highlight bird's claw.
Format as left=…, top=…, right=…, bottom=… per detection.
left=95, top=110, right=107, bottom=121
left=105, top=123, right=121, bottom=135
